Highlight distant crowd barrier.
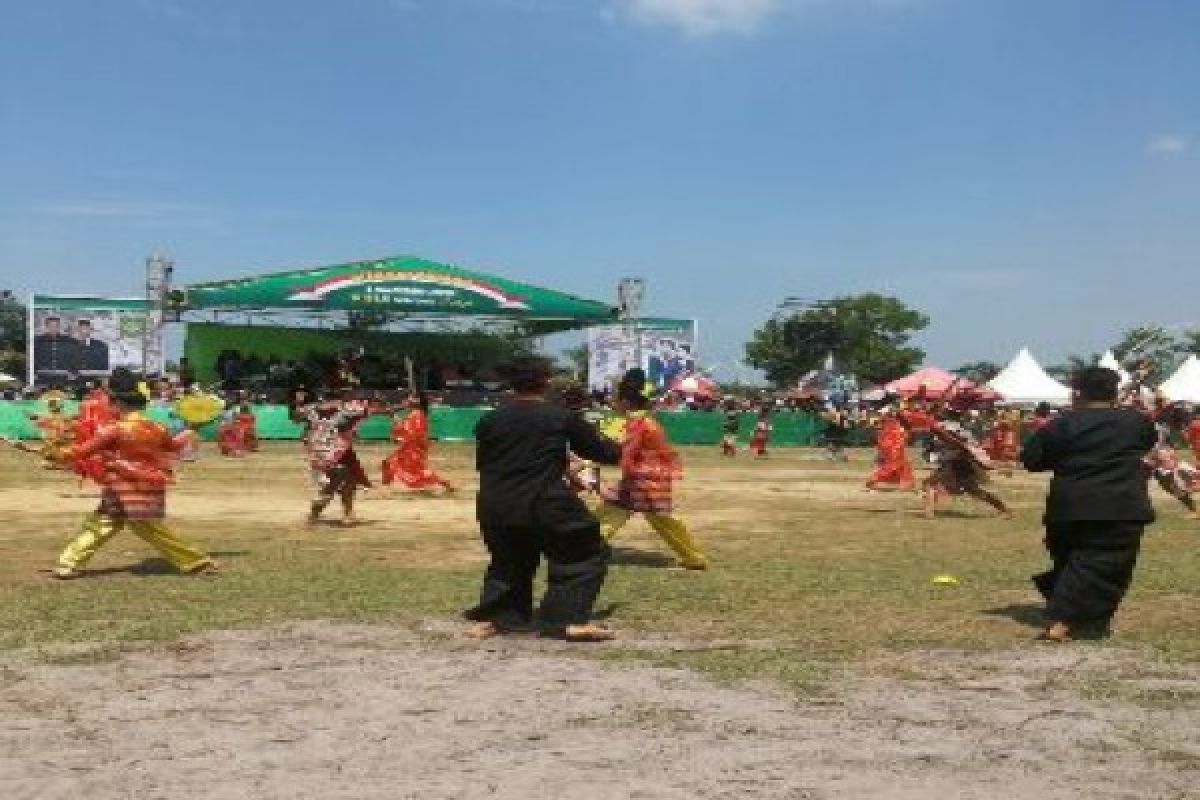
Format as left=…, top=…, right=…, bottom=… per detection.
left=0, top=402, right=838, bottom=447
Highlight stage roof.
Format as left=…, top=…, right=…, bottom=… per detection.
left=182, top=255, right=618, bottom=334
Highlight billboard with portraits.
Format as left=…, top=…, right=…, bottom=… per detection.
left=587, top=319, right=697, bottom=393
left=28, top=295, right=159, bottom=385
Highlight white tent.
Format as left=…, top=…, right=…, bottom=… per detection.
left=987, top=348, right=1071, bottom=406
left=1098, top=351, right=1132, bottom=386
left=1160, top=355, right=1200, bottom=404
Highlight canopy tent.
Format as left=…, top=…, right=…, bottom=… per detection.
left=1160, top=355, right=1200, bottom=404
left=670, top=374, right=718, bottom=398
left=987, top=348, right=1071, bottom=406
left=181, top=255, right=617, bottom=335
left=884, top=366, right=995, bottom=399
left=1098, top=351, right=1133, bottom=386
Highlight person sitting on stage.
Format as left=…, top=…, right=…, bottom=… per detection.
left=464, top=358, right=621, bottom=642
left=1022, top=366, right=1157, bottom=642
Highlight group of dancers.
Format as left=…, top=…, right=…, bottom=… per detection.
left=6, top=358, right=1197, bottom=644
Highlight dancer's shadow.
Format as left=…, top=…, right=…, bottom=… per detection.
left=981, top=602, right=1045, bottom=629
left=610, top=547, right=674, bottom=568
left=69, top=550, right=250, bottom=579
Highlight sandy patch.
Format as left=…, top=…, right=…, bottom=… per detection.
left=1, top=622, right=1196, bottom=800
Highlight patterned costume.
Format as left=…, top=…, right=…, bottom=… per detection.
left=596, top=412, right=707, bottom=569
left=29, top=401, right=76, bottom=467
left=381, top=408, right=452, bottom=490
left=1145, top=437, right=1198, bottom=510
left=74, top=388, right=120, bottom=482
left=56, top=412, right=214, bottom=576
left=983, top=414, right=1021, bottom=464
left=304, top=402, right=370, bottom=522
left=867, top=413, right=914, bottom=489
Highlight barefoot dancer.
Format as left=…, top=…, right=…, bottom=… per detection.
left=866, top=408, right=914, bottom=491
left=1144, top=430, right=1199, bottom=518
left=303, top=394, right=371, bottom=526
left=381, top=392, right=453, bottom=492
left=49, top=369, right=217, bottom=580
left=922, top=420, right=1012, bottom=518
left=1023, top=367, right=1157, bottom=642
left=465, top=358, right=621, bottom=641
left=595, top=370, right=708, bottom=570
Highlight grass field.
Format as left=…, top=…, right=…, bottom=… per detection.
left=2, top=439, right=1198, bottom=683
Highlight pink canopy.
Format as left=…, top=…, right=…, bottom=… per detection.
left=670, top=374, right=718, bottom=397
left=885, top=367, right=1000, bottom=400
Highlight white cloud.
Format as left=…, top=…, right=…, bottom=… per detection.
left=618, top=0, right=780, bottom=37
left=1147, top=134, right=1188, bottom=157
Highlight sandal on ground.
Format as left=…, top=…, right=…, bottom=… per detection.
left=1037, top=621, right=1072, bottom=643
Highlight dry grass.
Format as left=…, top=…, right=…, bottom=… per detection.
left=2, top=441, right=1198, bottom=684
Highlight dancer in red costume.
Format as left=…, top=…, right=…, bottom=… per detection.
left=381, top=393, right=453, bottom=492
left=50, top=369, right=217, bottom=579
left=866, top=409, right=914, bottom=491
left=74, top=383, right=121, bottom=484
left=982, top=410, right=1022, bottom=476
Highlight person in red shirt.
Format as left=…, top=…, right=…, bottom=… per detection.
left=52, top=369, right=217, bottom=580
left=1186, top=409, right=1200, bottom=472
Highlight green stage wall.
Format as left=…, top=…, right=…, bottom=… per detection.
left=0, top=403, right=829, bottom=446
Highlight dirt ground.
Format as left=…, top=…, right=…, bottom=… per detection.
left=2, top=442, right=1199, bottom=798
left=1, top=621, right=1197, bottom=800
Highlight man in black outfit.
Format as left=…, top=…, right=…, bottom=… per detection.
left=1021, top=367, right=1157, bottom=642
left=74, top=319, right=110, bottom=372
left=465, top=358, right=621, bottom=641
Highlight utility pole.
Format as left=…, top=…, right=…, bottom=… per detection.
left=143, top=251, right=174, bottom=377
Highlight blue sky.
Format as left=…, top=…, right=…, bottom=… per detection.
left=2, top=0, right=1198, bottom=379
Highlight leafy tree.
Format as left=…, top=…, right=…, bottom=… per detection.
left=1111, top=325, right=1180, bottom=381
left=1177, top=329, right=1200, bottom=356
left=561, top=343, right=589, bottom=380
left=952, top=361, right=1001, bottom=384
left=744, top=293, right=928, bottom=387
left=0, top=290, right=26, bottom=379
left=1045, top=352, right=1100, bottom=382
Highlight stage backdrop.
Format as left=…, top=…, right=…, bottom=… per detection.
left=587, top=319, right=697, bottom=393
left=28, top=295, right=158, bottom=385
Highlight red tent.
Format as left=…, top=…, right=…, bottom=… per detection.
left=885, top=367, right=1000, bottom=400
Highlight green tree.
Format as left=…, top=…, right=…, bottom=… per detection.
left=1111, top=325, right=1179, bottom=381
left=744, top=293, right=928, bottom=387
left=0, top=291, right=26, bottom=379
left=1045, top=353, right=1099, bottom=382
left=1177, top=329, right=1200, bottom=356
left=953, top=361, right=1001, bottom=384
left=561, top=343, right=589, bottom=380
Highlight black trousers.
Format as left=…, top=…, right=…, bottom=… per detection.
left=464, top=515, right=610, bottom=630
left=1034, top=520, right=1145, bottom=626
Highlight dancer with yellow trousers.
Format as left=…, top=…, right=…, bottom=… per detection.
left=596, top=369, right=708, bottom=570
left=52, top=369, right=217, bottom=580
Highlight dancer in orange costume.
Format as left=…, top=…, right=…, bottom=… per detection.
left=235, top=402, right=259, bottom=452
left=982, top=410, right=1021, bottom=475
left=866, top=409, right=914, bottom=491
left=74, top=383, right=120, bottom=483
left=381, top=393, right=453, bottom=491
left=50, top=369, right=217, bottom=579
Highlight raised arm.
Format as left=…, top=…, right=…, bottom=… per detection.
left=567, top=413, right=621, bottom=466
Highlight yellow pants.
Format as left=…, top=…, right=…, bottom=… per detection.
left=595, top=504, right=708, bottom=569
left=58, top=513, right=212, bottom=573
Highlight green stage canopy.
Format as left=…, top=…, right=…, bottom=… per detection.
left=182, top=255, right=617, bottom=333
